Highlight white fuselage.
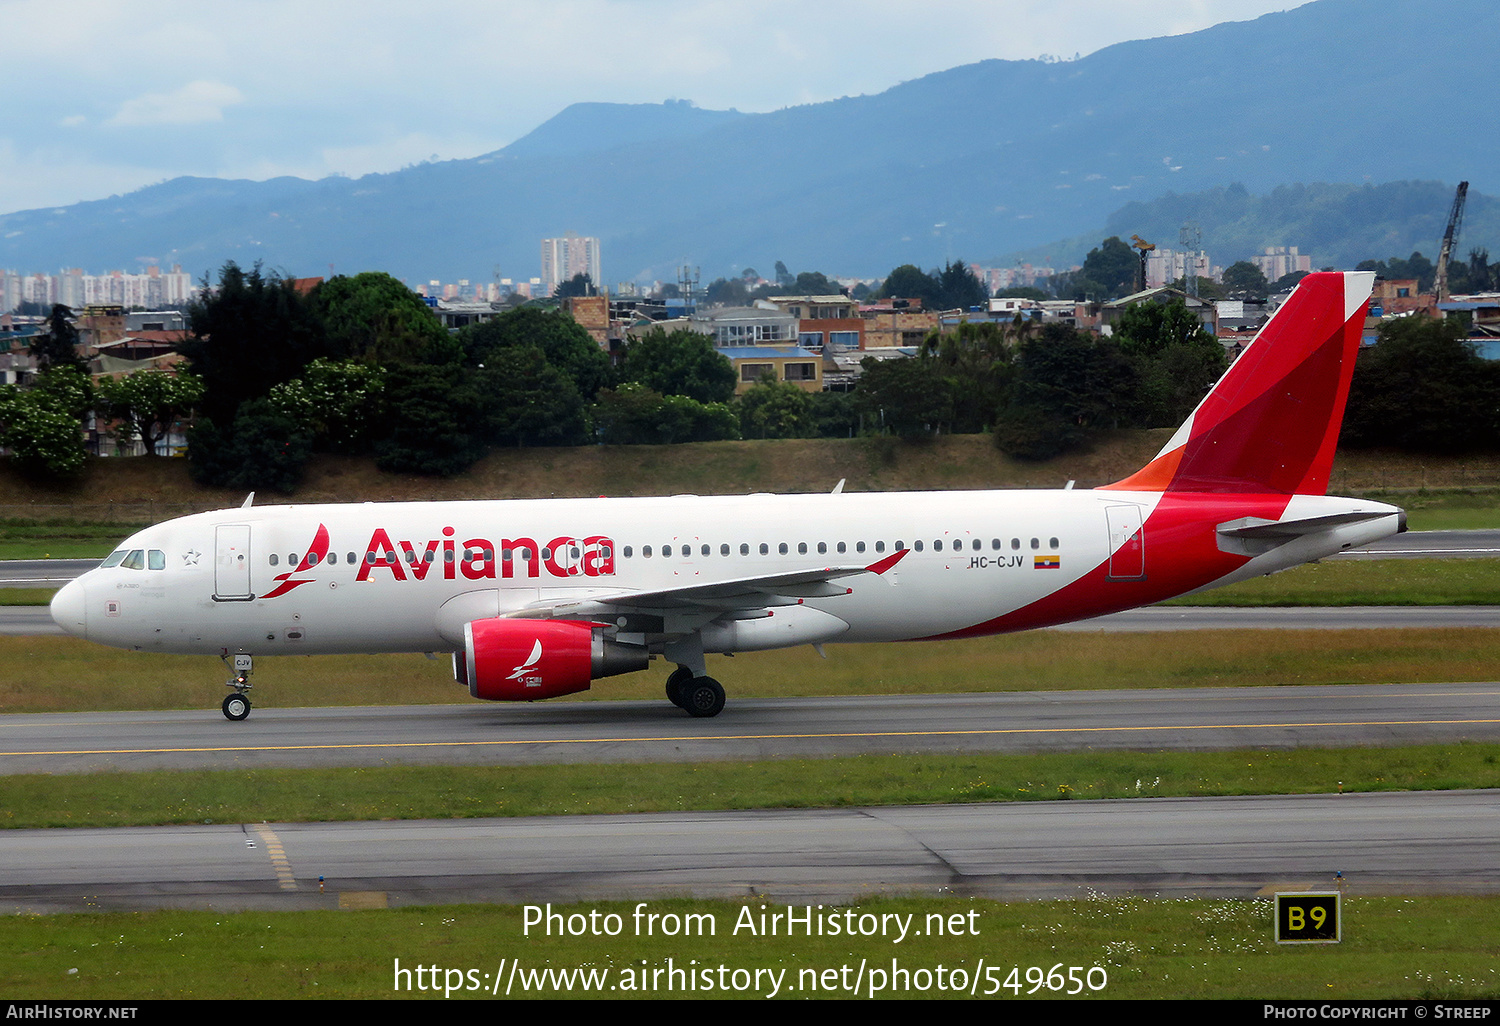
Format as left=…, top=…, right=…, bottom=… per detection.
left=50, top=488, right=1404, bottom=659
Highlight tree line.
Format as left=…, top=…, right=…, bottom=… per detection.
left=4, top=259, right=1495, bottom=489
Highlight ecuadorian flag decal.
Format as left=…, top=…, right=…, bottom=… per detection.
left=1034, top=555, right=1060, bottom=570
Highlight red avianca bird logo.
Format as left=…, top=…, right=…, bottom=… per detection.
left=262, top=523, right=329, bottom=599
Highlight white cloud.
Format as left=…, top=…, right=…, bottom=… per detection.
left=109, top=80, right=245, bottom=127
left=2, top=0, right=1297, bottom=211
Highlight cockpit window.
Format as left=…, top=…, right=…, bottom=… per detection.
left=120, top=549, right=146, bottom=570
left=148, top=549, right=166, bottom=570
left=100, top=550, right=127, bottom=568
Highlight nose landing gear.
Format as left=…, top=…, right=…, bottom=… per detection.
left=221, top=652, right=253, bottom=721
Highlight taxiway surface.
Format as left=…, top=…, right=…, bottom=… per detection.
left=2, top=790, right=1494, bottom=912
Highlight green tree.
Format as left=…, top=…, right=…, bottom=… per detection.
left=1072, top=237, right=1137, bottom=300
left=936, top=260, right=988, bottom=311
left=1270, top=270, right=1310, bottom=293
left=374, top=365, right=489, bottom=476
left=316, top=272, right=453, bottom=366
left=0, top=385, right=88, bottom=478
left=30, top=305, right=86, bottom=371
left=97, top=370, right=204, bottom=456
left=1359, top=252, right=1437, bottom=292
left=1342, top=316, right=1499, bottom=453
left=921, top=320, right=1015, bottom=433
left=462, top=307, right=613, bottom=401
left=31, top=364, right=96, bottom=422
left=1220, top=261, right=1270, bottom=299
left=854, top=356, right=952, bottom=437
left=738, top=379, right=813, bottom=439
left=705, top=277, right=749, bottom=306
left=878, top=265, right=940, bottom=308
left=179, top=261, right=330, bottom=429
left=187, top=398, right=313, bottom=493
left=994, top=323, right=1139, bottom=459
left=807, top=390, right=860, bottom=438
left=476, top=347, right=591, bottom=448
left=619, top=327, right=736, bottom=405
left=792, top=271, right=841, bottom=295
left=553, top=272, right=596, bottom=298
left=265, top=359, right=385, bottom=453
left=594, top=383, right=739, bottom=445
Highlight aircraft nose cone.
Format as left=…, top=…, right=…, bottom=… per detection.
left=50, top=579, right=87, bottom=639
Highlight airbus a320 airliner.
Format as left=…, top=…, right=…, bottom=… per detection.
left=51, top=271, right=1403, bottom=720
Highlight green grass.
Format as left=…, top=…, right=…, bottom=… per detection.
left=1365, top=488, right=1500, bottom=531
left=0, top=519, right=144, bottom=560
left=3, top=745, right=1498, bottom=830
left=4, top=896, right=1496, bottom=999
left=8, top=628, right=1500, bottom=714
left=1164, top=558, right=1500, bottom=606
left=0, top=587, right=58, bottom=605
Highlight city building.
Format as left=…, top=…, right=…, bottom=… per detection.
left=1145, top=247, right=1213, bottom=289
left=761, top=295, right=865, bottom=353
left=540, top=232, right=602, bottom=296
left=1252, top=246, right=1313, bottom=283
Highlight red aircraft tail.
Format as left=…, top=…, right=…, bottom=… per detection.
left=1102, top=270, right=1374, bottom=496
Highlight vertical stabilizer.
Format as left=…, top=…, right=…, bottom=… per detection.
left=1102, top=270, right=1373, bottom=495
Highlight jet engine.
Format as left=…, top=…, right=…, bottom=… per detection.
left=454, top=618, right=649, bottom=701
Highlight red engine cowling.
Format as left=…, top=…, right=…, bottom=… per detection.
left=456, top=618, right=648, bottom=701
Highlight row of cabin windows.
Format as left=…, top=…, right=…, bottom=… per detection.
left=619, top=536, right=1060, bottom=559
left=268, top=546, right=584, bottom=566
left=264, top=535, right=1063, bottom=568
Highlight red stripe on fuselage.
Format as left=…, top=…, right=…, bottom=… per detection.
left=921, top=491, right=1292, bottom=639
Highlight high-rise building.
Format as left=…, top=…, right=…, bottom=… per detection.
left=540, top=232, right=601, bottom=296
left=1252, top=247, right=1312, bottom=284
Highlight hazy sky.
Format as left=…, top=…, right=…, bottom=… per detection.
left=3, top=0, right=1298, bottom=213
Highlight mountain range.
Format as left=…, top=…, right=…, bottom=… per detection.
left=1, top=0, right=1495, bottom=286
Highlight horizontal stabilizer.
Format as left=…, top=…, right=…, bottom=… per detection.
left=1216, top=509, right=1403, bottom=556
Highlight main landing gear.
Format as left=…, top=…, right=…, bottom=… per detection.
left=222, top=652, right=254, bottom=721
left=665, top=665, right=726, bottom=718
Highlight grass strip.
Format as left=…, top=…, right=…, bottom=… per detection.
left=1162, top=558, right=1500, bottom=606
left=4, top=896, right=1496, bottom=999
left=4, top=745, right=1498, bottom=829
left=9, top=628, right=1500, bottom=714
left=0, top=588, right=58, bottom=605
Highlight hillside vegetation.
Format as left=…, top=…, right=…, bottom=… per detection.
left=3, top=433, right=1499, bottom=519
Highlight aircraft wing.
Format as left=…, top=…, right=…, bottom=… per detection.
left=500, top=550, right=908, bottom=620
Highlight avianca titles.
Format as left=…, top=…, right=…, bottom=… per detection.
left=50, top=271, right=1404, bottom=720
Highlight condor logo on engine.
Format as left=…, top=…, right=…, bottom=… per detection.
left=464, top=619, right=595, bottom=702
left=507, top=639, right=544, bottom=688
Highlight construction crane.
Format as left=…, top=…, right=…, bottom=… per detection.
left=1130, top=234, right=1155, bottom=293
left=1435, top=180, right=1468, bottom=303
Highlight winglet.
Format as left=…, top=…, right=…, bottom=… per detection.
left=865, top=548, right=909, bottom=575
